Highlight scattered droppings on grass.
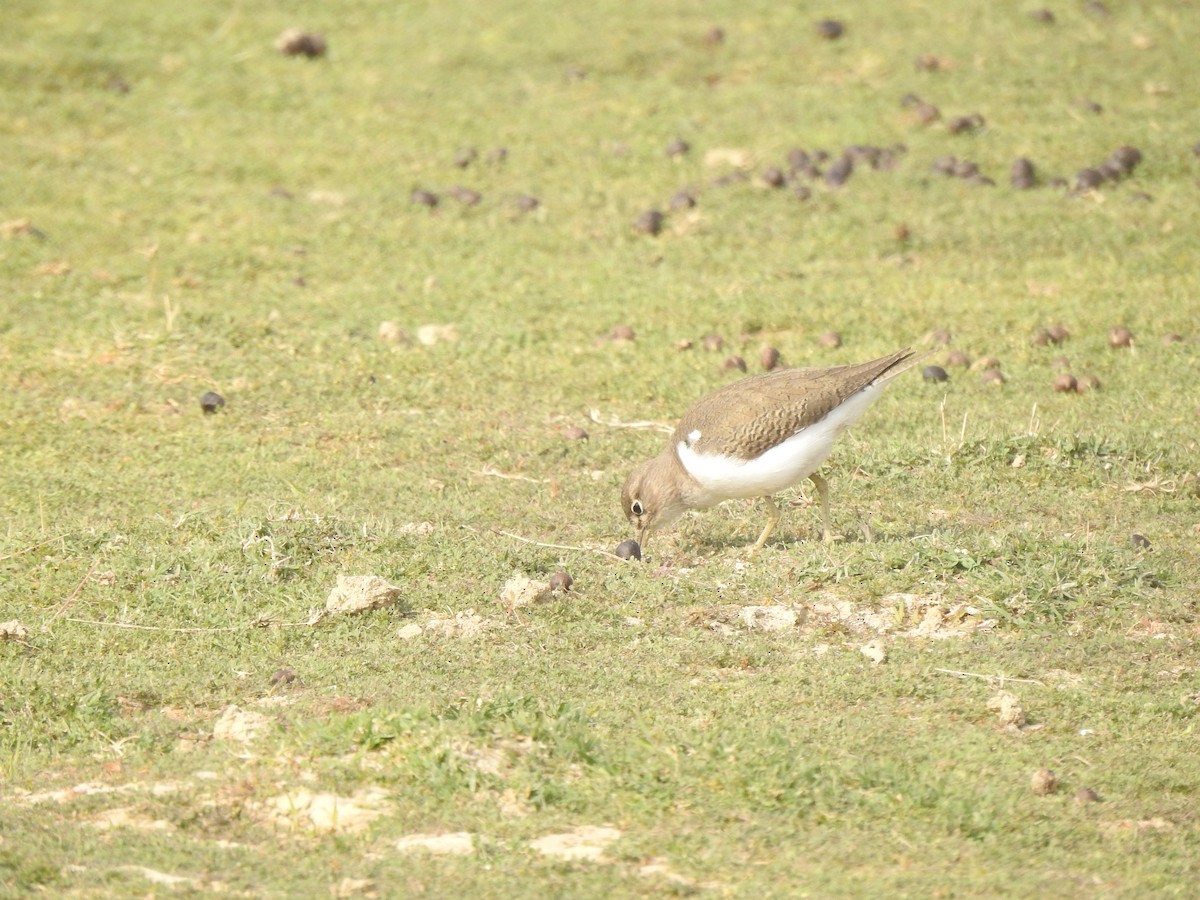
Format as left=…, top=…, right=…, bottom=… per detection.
left=259, top=787, right=391, bottom=834
left=1076, top=787, right=1102, bottom=804
left=324, top=575, right=403, bottom=616
left=987, top=691, right=1027, bottom=729
left=739, top=606, right=798, bottom=631
left=530, top=825, right=622, bottom=861
left=860, top=640, right=887, bottom=665
left=88, top=806, right=173, bottom=831
left=500, top=574, right=553, bottom=610
left=213, top=705, right=272, bottom=744
left=394, top=832, right=476, bottom=855
left=416, top=323, right=460, bottom=345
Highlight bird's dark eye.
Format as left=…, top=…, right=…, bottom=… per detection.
left=631, top=500, right=644, bottom=516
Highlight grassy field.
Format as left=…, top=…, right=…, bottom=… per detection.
left=3, top=0, right=1199, bottom=895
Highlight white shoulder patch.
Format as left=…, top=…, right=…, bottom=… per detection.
left=686, top=429, right=702, bottom=446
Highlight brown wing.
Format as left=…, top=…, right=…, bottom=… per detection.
left=673, top=348, right=914, bottom=460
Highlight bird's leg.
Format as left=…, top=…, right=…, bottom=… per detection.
left=808, top=472, right=842, bottom=543
left=749, top=495, right=782, bottom=555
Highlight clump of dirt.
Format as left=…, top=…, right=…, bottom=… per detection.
left=394, top=832, right=475, bottom=855
left=530, top=825, right=622, bottom=861
left=324, top=575, right=403, bottom=616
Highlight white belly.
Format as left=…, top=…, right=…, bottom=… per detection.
left=676, top=383, right=882, bottom=506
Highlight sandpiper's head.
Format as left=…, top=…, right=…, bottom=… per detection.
left=621, top=455, right=689, bottom=545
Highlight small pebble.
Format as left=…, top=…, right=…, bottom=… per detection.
left=970, top=355, right=1000, bottom=371
left=453, top=147, right=478, bottom=168
left=924, top=329, right=953, bottom=347
left=1161, top=332, right=1183, bottom=345
left=669, top=189, right=696, bottom=210
left=1075, top=787, right=1102, bottom=804
left=1108, top=326, right=1134, bottom=349
left=1111, top=145, right=1143, bottom=171
left=548, top=571, right=574, bottom=592
left=562, top=425, right=589, bottom=441
left=200, top=391, right=226, bottom=414
left=514, top=194, right=540, bottom=212
left=912, top=101, right=941, bottom=126
left=615, top=539, right=642, bottom=561
left=448, top=186, right=481, bottom=205
left=412, top=189, right=439, bottom=208
left=1076, top=374, right=1101, bottom=393
left=824, top=155, right=853, bottom=187
left=922, top=365, right=950, bottom=383
left=665, top=138, right=691, bottom=158
left=1031, top=327, right=1054, bottom=347
left=947, top=114, right=985, bottom=134
left=815, top=19, right=844, bottom=40
left=980, top=368, right=1006, bottom=386
left=486, top=147, right=508, bottom=165
left=1075, top=168, right=1104, bottom=191
left=1031, top=769, right=1057, bottom=796
left=787, top=147, right=811, bottom=169
left=701, top=333, right=725, bottom=352
left=1048, top=324, right=1071, bottom=343
left=609, top=324, right=636, bottom=342
left=818, top=331, right=843, bottom=349
left=1011, top=157, right=1037, bottom=189
left=675, top=339, right=694, bottom=351
left=761, top=167, right=787, bottom=188
left=931, top=155, right=958, bottom=176
left=945, top=349, right=971, bottom=368
left=634, top=209, right=665, bottom=235
left=270, top=667, right=296, bottom=685
left=703, top=26, right=725, bottom=46
left=759, top=346, right=782, bottom=371
left=1130, top=533, right=1151, bottom=550
left=1053, top=373, right=1078, bottom=393
left=275, top=29, right=327, bottom=58
left=722, top=355, right=748, bottom=373
left=953, top=159, right=979, bottom=179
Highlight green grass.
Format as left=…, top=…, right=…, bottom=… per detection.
left=3, top=0, right=1199, bottom=896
